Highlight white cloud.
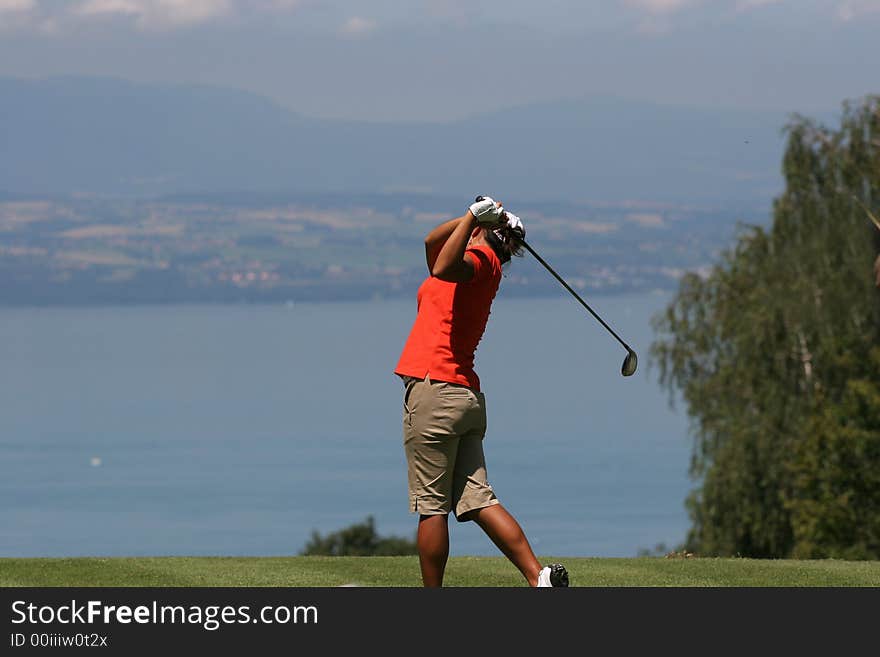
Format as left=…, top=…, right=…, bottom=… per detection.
left=735, top=0, right=784, bottom=9
left=0, top=0, right=34, bottom=30
left=623, top=0, right=698, bottom=14
left=340, top=16, right=376, bottom=36
left=623, top=0, right=819, bottom=33
left=74, top=0, right=232, bottom=29
left=837, top=0, right=880, bottom=21
left=623, top=0, right=700, bottom=34
left=2, top=1, right=877, bottom=35
left=1, top=0, right=304, bottom=32
left=264, top=0, right=300, bottom=8
left=76, top=0, right=140, bottom=17
left=0, top=0, right=34, bottom=11
left=623, top=0, right=880, bottom=21
left=625, top=0, right=796, bottom=18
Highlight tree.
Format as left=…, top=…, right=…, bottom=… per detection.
left=299, top=516, right=418, bottom=556
left=785, top=348, right=880, bottom=558
left=650, top=96, right=880, bottom=558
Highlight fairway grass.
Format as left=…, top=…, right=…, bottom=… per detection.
left=2, top=556, right=879, bottom=587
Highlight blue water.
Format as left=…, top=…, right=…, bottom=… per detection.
left=0, top=291, right=693, bottom=558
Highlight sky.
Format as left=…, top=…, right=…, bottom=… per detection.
left=0, top=0, right=878, bottom=121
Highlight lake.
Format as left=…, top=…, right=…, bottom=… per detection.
left=0, top=290, right=693, bottom=558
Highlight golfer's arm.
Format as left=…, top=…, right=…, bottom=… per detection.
left=429, top=213, right=476, bottom=282
left=424, top=213, right=470, bottom=272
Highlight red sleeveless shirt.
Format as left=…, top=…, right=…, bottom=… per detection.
left=394, top=245, right=502, bottom=391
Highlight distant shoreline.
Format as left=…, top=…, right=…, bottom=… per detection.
left=0, top=285, right=676, bottom=311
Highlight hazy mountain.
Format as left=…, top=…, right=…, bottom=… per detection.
left=1, top=76, right=799, bottom=202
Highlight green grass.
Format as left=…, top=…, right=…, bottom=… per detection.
left=2, top=556, right=879, bottom=587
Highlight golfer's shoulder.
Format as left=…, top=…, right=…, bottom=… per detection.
left=466, top=245, right=502, bottom=280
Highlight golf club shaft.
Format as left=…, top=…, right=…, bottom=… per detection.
left=517, top=238, right=633, bottom=352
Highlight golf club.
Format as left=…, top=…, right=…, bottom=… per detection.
left=852, top=194, right=880, bottom=231
left=517, top=235, right=638, bottom=377
left=473, top=196, right=637, bottom=375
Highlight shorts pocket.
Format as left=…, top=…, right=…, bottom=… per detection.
left=402, top=380, right=421, bottom=430
left=435, top=383, right=477, bottom=404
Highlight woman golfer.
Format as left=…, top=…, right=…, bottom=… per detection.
left=394, top=196, right=569, bottom=587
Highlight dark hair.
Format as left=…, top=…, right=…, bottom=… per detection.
left=484, top=221, right=525, bottom=266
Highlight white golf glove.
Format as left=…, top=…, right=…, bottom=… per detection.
left=503, top=211, right=525, bottom=237
left=469, top=196, right=505, bottom=226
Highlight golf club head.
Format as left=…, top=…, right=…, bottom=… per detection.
left=622, top=349, right=638, bottom=377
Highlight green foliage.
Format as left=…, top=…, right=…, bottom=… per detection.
left=651, top=96, right=880, bottom=558
left=299, top=516, right=418, bottom=557
left=785, top=348, right=880, bottom=559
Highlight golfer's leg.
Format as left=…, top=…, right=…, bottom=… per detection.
left=417, top=514, right=449, bottom=587
left=448, top=389, right=542, bottom=585
left=450, top=443, right=543, bottom=585
left=403, top=380, right=461, bottom=587
left=469, top=505, right=543, bottom=587
left=407, top=435, right=456, bottom=587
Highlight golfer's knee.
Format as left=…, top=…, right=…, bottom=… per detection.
left=459, top=501, right=504, bottom=524
left=417, top=513, right=449, bottom=536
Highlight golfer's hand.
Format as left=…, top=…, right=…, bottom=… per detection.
left=469, top=196, right=505, bottom=226
left=503, top=211, right=525, bottom=238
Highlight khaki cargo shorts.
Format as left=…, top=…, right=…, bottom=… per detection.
left=401, top=374, right=498, bottom=520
